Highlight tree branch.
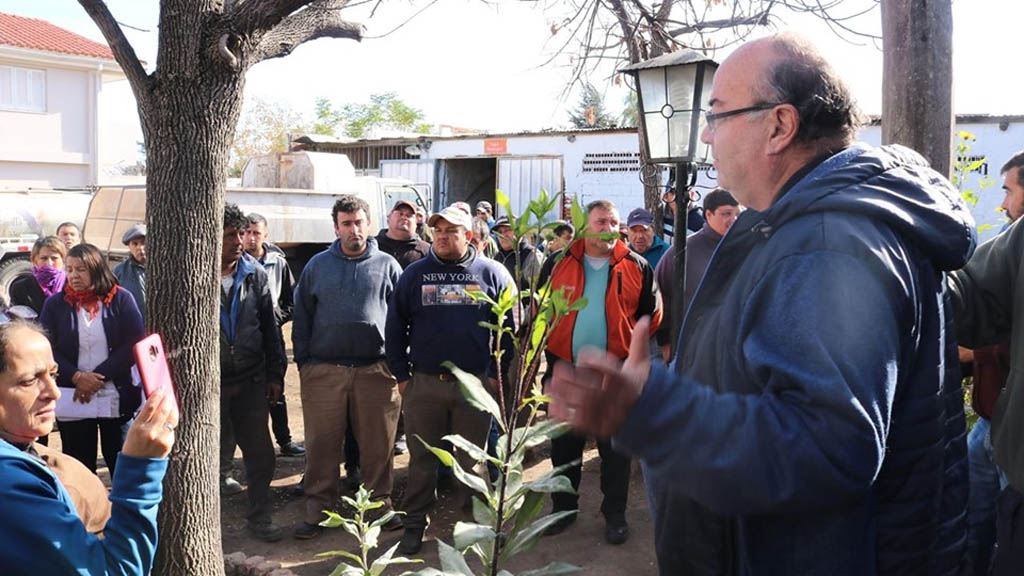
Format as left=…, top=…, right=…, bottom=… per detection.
left=229, top=0, right=317, bottom=38
left=251, top=0, right=365, bottom=63
left=77, top=0, right=151, bottom=112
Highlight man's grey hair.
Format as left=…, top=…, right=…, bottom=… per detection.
left=586, top=199, right=618, bottom=215
left=1001, top=151, right=1024, bottom=189
left=758, top=33, right=863, bottom=148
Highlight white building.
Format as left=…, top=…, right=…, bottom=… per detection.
left=0, top=12, right=139, bottom=188
left=295, top=116, right=1023, bottom=241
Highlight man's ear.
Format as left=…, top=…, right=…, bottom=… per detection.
left=766, top=104, right=800, bottom=155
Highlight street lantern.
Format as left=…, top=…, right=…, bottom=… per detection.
left=620, top=49, right=718, bottom=164
left=620, top=50, right=719, bottom=357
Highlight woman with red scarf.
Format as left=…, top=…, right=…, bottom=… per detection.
left=9, top=236, right=66, bottom=315
left=39, top=243, right=144, bottom=475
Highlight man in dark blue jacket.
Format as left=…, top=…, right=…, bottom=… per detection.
left=218, top=203, right=286, bottom=543
left=386, top=204, right=515, bottom=555
left=550, top=33, right=974, bottom=576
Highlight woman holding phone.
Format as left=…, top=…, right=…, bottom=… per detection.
left=0, top=320, right=175, bottom=574
left=40, top=243, right=144, bottom=475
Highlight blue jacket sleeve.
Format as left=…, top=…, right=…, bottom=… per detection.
left=614, top=251, right=907, bottom=515
left=385, top=272, right=413, bottom=382
left=0, top=453, right=167, bottom=575
left=291, top=261, right=315, bottom=368
left=94, top=291, right=145, bottom=382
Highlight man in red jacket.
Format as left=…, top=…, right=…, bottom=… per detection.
left=539, top=199, right=662, bottom=545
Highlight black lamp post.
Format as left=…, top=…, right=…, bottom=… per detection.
left=620, top=50, right=718, bottom=356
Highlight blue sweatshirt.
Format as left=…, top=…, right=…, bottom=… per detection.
left=0, top=439, right=167, bottom=575
left=293, top=237, right=401, bottom=367
left=385, top=245, right=515, bottom=382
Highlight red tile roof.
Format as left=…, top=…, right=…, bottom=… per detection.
left=0, top=12, right=115, bottom=61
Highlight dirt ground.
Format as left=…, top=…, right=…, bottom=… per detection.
left=69, top=325, right=660, bottom=575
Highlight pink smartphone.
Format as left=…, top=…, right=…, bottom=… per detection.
left=134, top=334, right=180, bottom=418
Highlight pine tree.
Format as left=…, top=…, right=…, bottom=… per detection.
left=568, top=83, right=617, bottom=129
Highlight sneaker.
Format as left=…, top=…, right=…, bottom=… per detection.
left=543, top=510, right=577, bottom=536
left=279, top=442, right=306, bottom=457
left=221, top=477, right=243, bottom=496
left=393, top=435, right=408, bottom=455
left=397, top=526, right=425, bottom=555
left=604, top=518, right=629, bottom=545
left=247, top=522, right=284, bottom=542
left=293, top=521, right=323, bottom=540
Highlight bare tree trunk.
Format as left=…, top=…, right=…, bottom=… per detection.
left=147, top=71, right=245, bottom=576
left=77, top=0, right=364, bottom=573
left=881, top=0, right=954, bottom=178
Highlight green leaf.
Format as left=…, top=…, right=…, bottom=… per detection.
left=518, top=562, right=583, bottom=576
left=321, top=510, right=346, bottom=528
left=495, top=189, right=511, bottom=215
left=442, top=362, right=504, bottom=430
left=369, top=510, right=400, bottom=530
left=512, top=490, right=546, bottom=533
left=472, top=494, right=497, bottom=525
left=416, top=436, right=490, bottom=498
left=317, top=550, right=364, bottom=564
left=453, top=521, right=496, bottom=551
left=329, top=564, right=366, bottom=576
left=525, top=475, right=575, bottom=494
left=570, top=196, right=586, bottom=231
left=443, top=433, right=502, bottom=468
left=369, top=542, right=423, bottom=576
left=502, top=510, right=578, bottom=560
left=364, top=525, right=381, bottom=549
left=436, top=540, right=476, bottom=576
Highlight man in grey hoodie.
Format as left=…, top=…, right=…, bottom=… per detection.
left=291, top=195, right=403, bottom=540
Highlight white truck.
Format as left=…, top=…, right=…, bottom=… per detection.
left=84, top=152, right=427, bottom=272
left=0, top=188, right=93, bottom=297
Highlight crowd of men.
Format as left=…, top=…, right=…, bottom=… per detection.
left=11, top=30, right=1024, bottom=576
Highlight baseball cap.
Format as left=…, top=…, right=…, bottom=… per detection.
left=492, top=216, right=511, bottom=229
left=428, top=205, right=473, bottom=230
left=476, top=200, right=493, bottom=213
left=122, top=223, right=147, bottom=245
left=626, top=208, right=654, bottom=229
left=391, top=199, right=417, bottom=212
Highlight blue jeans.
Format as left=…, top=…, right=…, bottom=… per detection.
left=967, top=418, right=1008, bottom=575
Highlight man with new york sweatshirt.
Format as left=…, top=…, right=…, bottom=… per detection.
left=291, top=195, right=403, bottom=540
left=549, top=34, right=973, bottom=576
left=386, top=204, right=515, bottom=555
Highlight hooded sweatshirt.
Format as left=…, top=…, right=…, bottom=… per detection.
left=375, top=229, right=430, bottom=270
left=293, top=237, right=401, bottom=367
left=614, top=143, right=975, bottom=576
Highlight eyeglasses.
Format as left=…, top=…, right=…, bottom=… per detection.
left=704, top=103, right=786, bottom=133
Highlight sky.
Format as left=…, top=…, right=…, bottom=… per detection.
left=1, top=0, right=1021, bottom=135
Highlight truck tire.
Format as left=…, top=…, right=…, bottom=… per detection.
left=0, top=257, right=32, bottom=305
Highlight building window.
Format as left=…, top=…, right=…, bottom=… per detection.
left=0, top=65, right=46, bottom=113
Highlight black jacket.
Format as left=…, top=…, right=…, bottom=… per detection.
left=375, top=230, right=430, bottom=270
left=219, top=254, right=286, bottom=387
left=9, top=275, right=46, bottom=314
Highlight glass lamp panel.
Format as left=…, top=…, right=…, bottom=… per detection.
left=668, top=114, right=693, bottom=160
left=666, top=65, right=696, bottom=112
left=644, top=112, right=669, bottom=159
left=638, top=68, right=667, bottom=113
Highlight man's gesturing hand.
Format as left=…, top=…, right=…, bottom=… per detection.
left=549, top=316, right=653, bottom=438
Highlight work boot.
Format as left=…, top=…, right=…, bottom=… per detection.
left=293, top=521, right=323, bottom=540
left=247, top=521, right=283, bottom=542
left=398, top=526, right=425, bottom=555
left=604, top=517, right=629, bottom=545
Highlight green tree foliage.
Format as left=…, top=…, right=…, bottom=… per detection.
left=568, top=83, right=617, bottom=129
left=953, top=130, right=996, bottom=233
left=323, top=92, right=432, bottom=139
left=620, top=91, right=638, bottom=128
left=229, top=97, right=307, bottom=177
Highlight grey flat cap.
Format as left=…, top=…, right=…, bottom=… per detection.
left=122, top=223, right=147, bottom=245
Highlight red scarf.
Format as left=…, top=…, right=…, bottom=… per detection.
left=63, top=284, right=118, bottom=321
